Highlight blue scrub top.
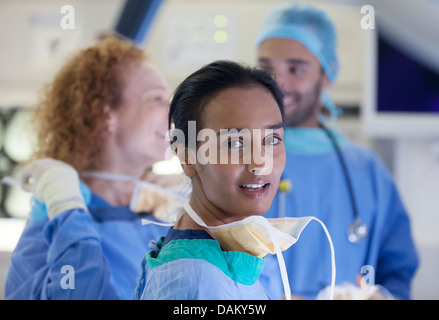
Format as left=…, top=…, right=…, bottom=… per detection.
left=259, top=127, right=419, bottom=300
left=134, top=228, right=269, bottom=300
left=5, top=183, right=169, bottom=300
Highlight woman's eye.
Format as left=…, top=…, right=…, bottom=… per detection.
left=155, top=95, right=167, bottom=102
left=151, top=95, right=166, bottom=105
left=143, top=90, right=169, bottom=106
left=265, top=136, right=281, bottom=145
left=227, top=139, right=243, bottom=148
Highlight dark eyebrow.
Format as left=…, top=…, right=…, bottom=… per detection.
left=257, top=57, right=270, bottom=64
left=217, top=122, right=284, bottom=135
left=268, top=122, right=285, bottom=130
left=258, top=57, right=309, bottom=66
left=286, top=59, right=309, bottom=66
left=217, top=128, right=249, bottom=136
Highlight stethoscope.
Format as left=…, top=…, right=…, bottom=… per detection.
left=320, top=123, right=368, bottom=244
left=278, top=124, right=369, bottom=244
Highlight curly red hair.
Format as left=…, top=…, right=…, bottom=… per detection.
left=31, top=36, right=148, bottom=172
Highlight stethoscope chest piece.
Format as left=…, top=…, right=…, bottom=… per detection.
left=347, top=218, right=368, bottom=244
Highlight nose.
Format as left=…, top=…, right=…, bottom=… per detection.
left=246, top=146, right=273, bottom=176
left=248, top=165, right=271, bottom=176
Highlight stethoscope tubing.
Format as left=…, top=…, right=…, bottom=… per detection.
left=320, top=123, right=368, bottom=243
left=278, top=124, right=368, bottom=244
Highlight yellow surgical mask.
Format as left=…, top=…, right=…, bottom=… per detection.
left=182, top=198, right=336, bottom=300
left=130, top=177, right=190, bottom=222
left=193, top=214, right=312, bottom=259
left=81, top=171, right=190, bottom=223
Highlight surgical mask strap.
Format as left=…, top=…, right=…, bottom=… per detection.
left=259, top=217, right=335, bottom=300
left=140, top=194, right=185, bottom=227
left=183, top=199, right=293, bottom=300
left=81, top=171, right=186, bottom=201
left=184, top=198, right=225, bottom=228
left=183, top=199, right=336, bottom=300
left=258, top=218, right=292, bottom=301
left=82, top=171, right=136, bottom=182
left=82, top=171, right=186, bottom=226
left=269, top=217, right=336, bottom=300
left=142, top=197, right=202, bottom=228
left=141, top=219, right=174, bottom=227
left=1, top=176, right=24, bottom=189
left=311, top=217, right=336, bottom=300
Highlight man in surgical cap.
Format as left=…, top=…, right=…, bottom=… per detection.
left=256, top=2, right=418, bottom=300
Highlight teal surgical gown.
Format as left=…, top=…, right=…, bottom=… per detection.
left=5, top=183, right=169, bottom=300
left=259, top=127, right=419, bottom=300
left=133, top=228, right=269, bottom=300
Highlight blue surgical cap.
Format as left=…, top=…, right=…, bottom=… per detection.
left=256, top=2, right=339, bottom=83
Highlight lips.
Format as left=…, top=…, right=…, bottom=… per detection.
left=238, top=181, right=271, bottom=199
left=240, top=183, right=268, bottom=190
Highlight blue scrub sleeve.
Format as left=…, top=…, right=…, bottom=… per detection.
left=7, top=208, right=118, bottom=299
left=361, top=155, right=419, bottom=300
left=44, top=209, right=119, bottom=299
left=374, top=177, right=419, bottom=300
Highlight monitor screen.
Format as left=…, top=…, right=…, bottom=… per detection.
left=377, top=35, right=439, bottom=114
left=362, top=29, right=439, bottom=138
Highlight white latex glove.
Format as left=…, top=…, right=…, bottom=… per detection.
left=21, top=158, right=87, bottom=219
left=316, top=282, right=394, bottom=300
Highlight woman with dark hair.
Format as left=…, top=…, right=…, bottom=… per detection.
left=133, top=60, right=288, bottom=300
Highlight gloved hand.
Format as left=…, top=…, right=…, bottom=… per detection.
left=21, top=158, right=87, bottom=219
left=316, top=282, right=393, bottom=300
